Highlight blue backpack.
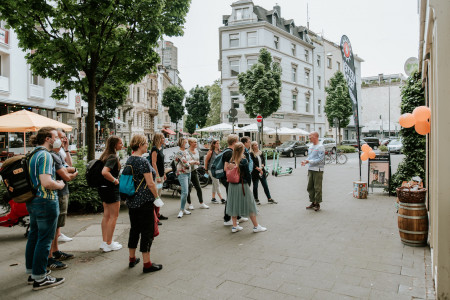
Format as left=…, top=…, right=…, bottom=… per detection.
left=119, top=164, right=145, bottom=197
left=211, top=148, right=232, bottom=179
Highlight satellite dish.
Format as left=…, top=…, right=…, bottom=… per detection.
left=404, top=57, right=419, bottom=76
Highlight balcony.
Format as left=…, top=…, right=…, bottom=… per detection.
left=148, top=108, right=158, bottom=116
left=29, top=84, right=44, bottom=99
left=0, top=76, right=9, bottom=93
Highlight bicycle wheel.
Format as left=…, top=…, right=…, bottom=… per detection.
left=337, top=153, right=348, bottom=164
left=325, top=154, right=333, bottom=164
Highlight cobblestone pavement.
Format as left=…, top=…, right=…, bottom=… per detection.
left=0, top=153, right=435, bottom=299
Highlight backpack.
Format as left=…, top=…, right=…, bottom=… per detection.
left=85, top=159, right=105, bottom=188
left=119, top=164, right=145, bottom=197
left=226, top=164, right=240, bottom=183
left=211, top=148, right=232, bottom=179
left=0, top=148, right=48, bottom=203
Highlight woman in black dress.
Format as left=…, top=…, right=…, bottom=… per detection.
left=249, top=141, right=276, bottom=205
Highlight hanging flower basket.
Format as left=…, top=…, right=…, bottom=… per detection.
left=396, top=187, right=427, bottom=204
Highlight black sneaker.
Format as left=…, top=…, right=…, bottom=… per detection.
left=129, top=257, right=141, bottom=268
left=157, top=221, right=162, bottom=225
left=158, top=215, right=168, bottom=220
left=47, top=258, right=68, bottom=270
left=143, top=263, right=163, bottom=273
left=52, top=251, right=74, bottom=261
left=221, top=198, right=226, bottom=204
left=255, top=199, right=260, bottom=205
left=28, top=270, right=51, bottom=285
left=211, top=198, right=220, bottom=204
left=32, top=275, right=65, bottom=291
left=268, top=199, right=278, bottom=204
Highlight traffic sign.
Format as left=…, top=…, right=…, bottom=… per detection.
left=229, top=108, right=237, bottom=117
left=75, top=95, right=81, bottom=105
left=228, top=117, right=237, bottom=123
left=256, top=115, right=263, bottom=123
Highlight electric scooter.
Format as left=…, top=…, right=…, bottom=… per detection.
left=272, top=151, right=293, bottom=177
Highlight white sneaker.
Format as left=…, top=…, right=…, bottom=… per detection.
left=177, top=211, right=183, bottom=218
left=231, top=226, right=243, bottom=233
left=238, top=217, right=248, bottom=222
left=183, top=209, right=191, bottom=215
left=58, top=233, right=73, bottom=242
left=224, top=220, right=233, bottom=226
left=199, top=203, right=209, bottom=209
left=253, top=225, right=267, bottom=233
left=188, top=205, right=194, bottom=210
left=100, top=241, right=107, bottom=250
left=103, top=242, right=122, bottom=252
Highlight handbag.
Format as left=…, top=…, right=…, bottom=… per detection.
left=226, top=164, right=240, bottom=183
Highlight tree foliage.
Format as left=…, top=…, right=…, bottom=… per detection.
left=324, top=71, right=353, bottom=143
left=205, top=79, right=222, bottom=127
left=389, top=71, right=426, bottom=194
left=185, top=115, right=196, bottom=134
left=0, top=0, right=191, bottom=160
left=162, top=85, right=186, bottom=134
left=238, top=48, right=282, bottom=118
left=185, top=85, right=210, bottom=128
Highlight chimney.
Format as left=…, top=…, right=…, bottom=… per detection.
left=274, top=4, right=281, bottom=17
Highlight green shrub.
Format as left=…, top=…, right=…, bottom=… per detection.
left=68, top=159, right=103, bottom=213
left=219, top=139, right=228, bottom=150
left=337, top=146, right=356, bottom=153
left=379, top=145, right=388, bottom=152
left=262, top=148, right=275, bottom=159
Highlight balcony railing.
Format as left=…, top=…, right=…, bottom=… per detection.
left=0, top=76, right=9, bottom=93
left=29, top=84, right=44, bottom=99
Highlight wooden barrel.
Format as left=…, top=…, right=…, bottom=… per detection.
left=398, top=201, right=428, bottom=246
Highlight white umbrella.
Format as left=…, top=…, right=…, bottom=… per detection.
left=197, top=123, right=238, bottom=132
left=237, top=123, right=275, bottom=133
left=291, top=128, right=310, bottom=135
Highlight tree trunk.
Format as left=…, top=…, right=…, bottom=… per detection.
left=86, top=83, right=97, bottom=162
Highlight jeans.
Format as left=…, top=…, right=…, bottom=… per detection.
left=187, top=170, right=203, bottom=204
left=252, top=175, right=272, bottom=200
left=25, top=197, right=59, bottom=280
left=178, top=173, right=191, bottom=210
left=128, top=201, right=154, bottom=252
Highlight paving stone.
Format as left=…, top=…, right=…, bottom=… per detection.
left=331, top=282, right=371, bottom=298
left=366, top=261, right=401, bottom=274
left=277, top=282, right=318, bottom=299
left=312, top=290, right=358, bottom=300
left=369, top=289, right=412, bottom=300
left=245, top=287, right=299, bottom=300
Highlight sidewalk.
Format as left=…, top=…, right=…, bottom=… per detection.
left=0, top=153, right=435, bottom=299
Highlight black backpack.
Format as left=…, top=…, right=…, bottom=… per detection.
left=0, top=148, right=48, bottom=203
left=85, top=159, right=105, bottom=188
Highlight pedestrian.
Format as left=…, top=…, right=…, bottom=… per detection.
left=26, top=127, right=66, bottom=290
left=98, top=136, right=124, bottom=252
left=240, top=136, right=254, bottom=178
left=301, top=131, right=325, bottom=211
left=56, top=129, right=74, bottom=242
left=225, top=142, right=267, bottom=233
left=220, top=134, right=248, bottom=226
left=149, top=132, right=168, bottom=221
left=249, top=141, right=276, bottom=205
left=174, top=137, right=193, bottom=218
left=186, top=137, right=209, bottom=209
left=124, top=134, right=163, bottom=273
left=204, top=139, right=225, bottom=204
left=47, top=139, right=78, bottom=270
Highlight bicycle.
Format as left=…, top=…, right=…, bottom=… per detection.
left=325, top=150, right=348, bottom=164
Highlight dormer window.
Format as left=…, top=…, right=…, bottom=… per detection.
left=290, top=25, right=294, bottom=34
left=272, top=15, right=276, bottom=26
left=235, top=7, right=250, bottom=20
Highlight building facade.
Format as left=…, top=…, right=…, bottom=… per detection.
left=360, top=74, right=405, bottom=138
left=419, top=0, right=450, bottom=297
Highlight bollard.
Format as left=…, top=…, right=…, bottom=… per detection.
left=294, top=152, right=297, bottom=168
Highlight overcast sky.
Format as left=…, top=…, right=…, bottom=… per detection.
left=168, top=0, right=419, bottom=93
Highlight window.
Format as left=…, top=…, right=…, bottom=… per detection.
left=337, top=61, right=341, bottom=71
left=305, top=95, right=310, bottom=113
left=317, top=76, right=321, bottom=89
left=247, top=32, right=256, bottom=46
left=327, top=57, right=332, bottom=68
left=304, top=49, right=309, bottom=62
left=292, top=94, right=297, bottom=111
left=292, top=67, right=297, bottom=83
left=274, top=36, right=279, bottom=49
left=305, top=69, right=310, bottom=86
left=236, top=8, right=250, bottom=20
left=272, top=15, right=276, bottom=26
left=317, top=55, right=321, bottom=67
left=31, top=73, right=39, bottom=85
left=150, top=79, right=153, bottom=90
left=291, top=43, right=296, bottom=56
left=247, top=58, right=257, bottom=70
left=229, top=33, right=239, bottom=48
left=318, top=100, right=322, bottom=115
left=231, top=91, right=240, bottom=109
left=306, top=124, right=311, bottom=132
left=136, top=87, right=140, bottom=102
left=230, top=60, right=240, bottom=77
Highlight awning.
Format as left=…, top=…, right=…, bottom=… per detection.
left=162, top=128, right=176, bottom=135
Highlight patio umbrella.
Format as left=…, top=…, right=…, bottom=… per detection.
left=0, top=109, right=73, bottom=154
left=237, top=123, right=275, bottom=133
left=291, top=128, right=310, bottom=136
left=197, top=123, right=238, bottom=132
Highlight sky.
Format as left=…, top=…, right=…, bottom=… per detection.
left=168, top=0, right=419, bottom=93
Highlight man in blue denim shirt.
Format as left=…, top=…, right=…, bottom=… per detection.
left=301, top=132, right=325, bottom=211
left=26, top=127, right=65, bottom=290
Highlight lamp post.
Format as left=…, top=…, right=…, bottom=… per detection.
left=334, top=117, right=338, bottom=164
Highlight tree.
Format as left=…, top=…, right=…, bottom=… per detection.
left=185, top=85, right=210, bottom=129
left=238, top=48, right=282, bottom=118
left=324, top=71, right=353, bottom=144
left=185, top=115, right=196, bottom=134
left=389, top=71, right=426, bottom=194
left=205, top=79, right=222, bottom=127
left=0, top=0, right=191, bottom=160
left=162, top=85, right=186, bottom=137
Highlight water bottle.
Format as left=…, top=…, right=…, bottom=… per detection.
left=157, top=183, right=163, bottom=189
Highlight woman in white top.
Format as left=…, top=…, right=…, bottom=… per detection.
left=204, top=140, right=225, bottom=204
left=186, top=138, right=209, bottom=209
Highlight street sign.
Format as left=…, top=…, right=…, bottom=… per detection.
left=75, top=95, right=81, bottom=105
left=228, top=117, right=237, bottom=123
left=75, top=95, right=82, bottom=118
left=256, top=115, right=263, bottom=123
left=229, top=108, right=237, bottom=117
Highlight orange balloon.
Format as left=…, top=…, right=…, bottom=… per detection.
left=399, top=113, right=416, bottom=128
left=368, top=150, right=376, bottom=159
left=361, top=152, right=369, bottom=161
left=361, top=144, right=371, bottom=153
left=413, top=106, right=431, bottom=122
left=415, top=121, right=430, bottom=135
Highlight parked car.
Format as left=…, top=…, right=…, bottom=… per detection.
left=164, top=139, right=171, bottom=148
left=387, top=140, right=403, bottom=153
left=276, top=141, right=308, bottom=157
left=381, top=138, right=399, bottom=146
left=319, top=138, right=337, bottom=154
left=340, top=139, right=367, bottom=149
left=362, top=137, right=381, bottom=149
